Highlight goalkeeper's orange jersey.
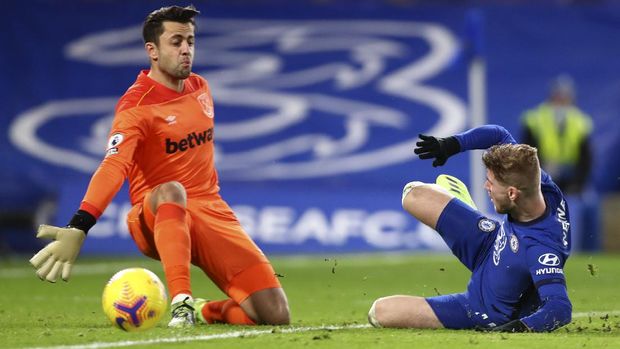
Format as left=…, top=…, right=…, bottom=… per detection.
left=79, top=70, right=218, bottom=218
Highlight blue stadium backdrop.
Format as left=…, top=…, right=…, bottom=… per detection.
left=2, top=0, right=619, bottom=255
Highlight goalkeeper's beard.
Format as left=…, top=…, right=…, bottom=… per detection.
left=176, top=64, right=192, bottom=79
left=172, top=65, right=191, bottom=80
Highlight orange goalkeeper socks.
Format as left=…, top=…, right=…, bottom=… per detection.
left=201, top=299, right=256, bottom=325
left=200, top=299, right=225, bottom=323
left=154, top=203, right=191, bottom=299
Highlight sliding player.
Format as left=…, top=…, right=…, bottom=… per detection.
left=368, top=125, right=572, bottom=332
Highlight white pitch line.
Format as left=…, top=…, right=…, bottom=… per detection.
left=16, top=311, right=620, bottom=349
left=20, top=324, right=371, bottom=349
left=572, top=310, right=620, bottom=318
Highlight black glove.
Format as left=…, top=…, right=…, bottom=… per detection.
left=414, top=134, right=461, bottom=167
left=483, top=319, right=530, bottom=333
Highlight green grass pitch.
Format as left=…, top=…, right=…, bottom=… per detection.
left=1, top=253, right=619, bottom=349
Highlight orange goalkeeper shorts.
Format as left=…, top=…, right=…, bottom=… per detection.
left=126, top=192, right=281, bottom=304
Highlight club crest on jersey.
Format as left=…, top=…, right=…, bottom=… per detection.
left=478, top=218, right=496, bottom=233
left=510, top=234, right=519, bottom=253
left=197, top=93, right=214, bottom=118
left=105, top=133, right=124, bottom=157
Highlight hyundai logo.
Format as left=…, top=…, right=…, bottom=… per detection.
left=538, top=253, right=560, bottom=266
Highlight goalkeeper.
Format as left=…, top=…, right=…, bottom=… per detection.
left=29, top=5, right=289, bottom=328
left=368, top=125, right=572, bottom=332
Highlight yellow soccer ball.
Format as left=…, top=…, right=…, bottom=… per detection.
left=102, top=268, right=168, bottom=332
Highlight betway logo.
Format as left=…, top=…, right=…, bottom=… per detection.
left=535, top=267, right=564, bottom=275
left=166, top=128, right=213, bottom=154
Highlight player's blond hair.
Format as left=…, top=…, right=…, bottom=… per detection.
left=482, top=144, right=541, bottom=197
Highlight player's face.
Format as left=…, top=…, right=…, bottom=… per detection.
left=485, top=169, right=513, bottom=214
left=154, top=21, right=195, bottom=80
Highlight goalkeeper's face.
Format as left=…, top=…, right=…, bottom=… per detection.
left=152, top=21, right=195, bottom=80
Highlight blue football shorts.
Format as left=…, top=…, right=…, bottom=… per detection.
left=426, top=293, right=473, bottom=329
left=427, top=291, right=503, bottom=329
left=426, top=198, right=501, bottom=329
left=434, top=198, right=498, bottom=271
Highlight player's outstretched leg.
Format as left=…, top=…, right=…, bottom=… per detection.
left=195, top=298, right=255, bottom=325
left=195, top=288, right=289, bottom=325
left=242, top=287, right=290, bottom=325
left=149, top=181, right=195, bottom=327
left=368, top=295, right=443, bottom=329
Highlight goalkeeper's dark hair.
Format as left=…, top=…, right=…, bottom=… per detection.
left=143, top=5, right=200, bottom=45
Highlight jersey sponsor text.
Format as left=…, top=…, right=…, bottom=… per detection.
left=165, top=128, right=214, bottom=154
left=535, top=267, right=564, bottom=275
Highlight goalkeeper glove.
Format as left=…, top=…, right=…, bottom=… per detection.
left=414, top=134, right=461, bottom=167
left=29, top=210, right=95, bottom=282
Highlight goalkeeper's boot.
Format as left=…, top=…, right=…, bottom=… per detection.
left=435, top=174, right=477, bottom=210
left=168, top=296, right=195, bottom=328
left=193, top=298, right=212, bottom=324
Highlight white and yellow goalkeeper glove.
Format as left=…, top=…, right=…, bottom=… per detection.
left=29, top=225, right=86, bottom=283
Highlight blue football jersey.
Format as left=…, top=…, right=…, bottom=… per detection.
left=434, top=125, right=574, bottom=331
left=467, top=171, right=571, bottom=326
